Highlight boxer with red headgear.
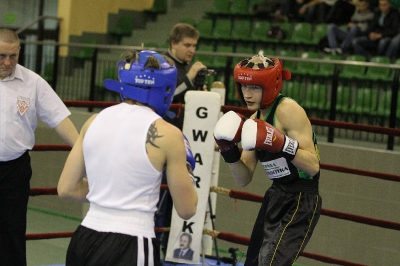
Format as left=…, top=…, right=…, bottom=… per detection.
left=214, top=55, right=322, bottom=266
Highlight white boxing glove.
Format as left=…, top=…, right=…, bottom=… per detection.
left=213, top=111, right=246, bottom=163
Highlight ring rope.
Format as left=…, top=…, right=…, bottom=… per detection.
left=30, top=145, right=400, bottom=183
left=309, top=117, right=400, bottom=136
left=208, top=186, right=400, bottom=231
left=320, top=163, right=400, bottom=182
left=32, top=144, right=71, bottom=151
left=62, top=100, right=400, bottom=137
left=26, top=228, right=170, bottom=241
left=29, top=185, right=400, bottom=231
left=26, top=232, right=73, bottom=241
left=202, top=229, right=367, bottom=266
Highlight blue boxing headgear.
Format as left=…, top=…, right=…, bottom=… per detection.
left=103, top=50, right=178, bottom=117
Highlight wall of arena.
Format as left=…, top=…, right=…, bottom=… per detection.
left=28, top=109, right=400, bottom=265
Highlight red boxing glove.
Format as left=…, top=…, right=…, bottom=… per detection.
left=241, top=119, right=299, bottom=161
left=213, top=111, right=246, bottom=163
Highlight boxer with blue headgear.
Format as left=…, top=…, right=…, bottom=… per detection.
left=104, top=50, right=178, bottom=117
left=57, top=50, right=198, bottom=266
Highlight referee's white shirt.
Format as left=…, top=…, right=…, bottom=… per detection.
left=0, top=64, right=70, bottom=161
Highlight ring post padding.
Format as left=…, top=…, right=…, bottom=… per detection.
left=206, top=85, right=226, bottom=254
left=165, top=91, right=222, bottom=264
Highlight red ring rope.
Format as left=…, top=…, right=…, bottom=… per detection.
left=62, top=100, right=400, bottom=137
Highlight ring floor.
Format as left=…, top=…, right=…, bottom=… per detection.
left=26, top=208, right=244, bottom=266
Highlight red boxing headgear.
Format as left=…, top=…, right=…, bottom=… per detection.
left=234, top=55, right=291, bottom=108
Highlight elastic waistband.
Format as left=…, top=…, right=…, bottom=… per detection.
left=273, top=179, right=319, bottom=193
left=81, top=203, right=155, bottom=238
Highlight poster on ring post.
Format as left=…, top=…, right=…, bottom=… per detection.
left=165, top=91, right=222, bottom=264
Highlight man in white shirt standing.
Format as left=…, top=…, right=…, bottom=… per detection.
left=0, top=28, right=78, bottom=266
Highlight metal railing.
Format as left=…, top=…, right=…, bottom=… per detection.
left=18, top=40, right=400, bottom=149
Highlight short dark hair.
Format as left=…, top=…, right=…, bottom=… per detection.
left=168, top=23, right=199, bottom=46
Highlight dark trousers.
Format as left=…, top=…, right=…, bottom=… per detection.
left=66, top=225, right=160, bottom=266
left=245, top=186, right=321, bottom=266
left=0, top=151, right=32, bottom=266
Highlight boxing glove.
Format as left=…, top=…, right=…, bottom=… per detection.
left=241, top=119, right=299, bottom=161
left=183, top=134, right=196, bottom=171
left=213, top=111, right=246, bottom=163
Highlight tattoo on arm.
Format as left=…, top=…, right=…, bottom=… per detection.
left=146, top=122, right=163, bottom=152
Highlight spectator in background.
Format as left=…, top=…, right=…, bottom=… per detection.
left=273, top=0, right=312, bottom=22
left=298, top=0, right=338, bottom=23
left=164, top=23, right=207, bottom=129
left=0, top=28, right=79, bottom=266
left=325, top=0, right=357, bottom=25
left=384, top=31, right=400, bottom=60
left=324, top=0, right=374, bottom=55
left=352, top=0, right=399, bottom=59
left=157, top=22, right=207, bottom=258
left=384, top=2, right=400, bottom=60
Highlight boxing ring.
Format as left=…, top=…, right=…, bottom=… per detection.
left=26, top=99, right=400, bottom=266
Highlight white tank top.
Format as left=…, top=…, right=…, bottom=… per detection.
left=81, top=103, right=162, bottom=237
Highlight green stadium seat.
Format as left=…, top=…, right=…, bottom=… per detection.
left=365, top=56, right=392, bottom=83
left=144, top=0, right=168, bottom=20
left=72, top=39, right=97, bottom=60
left=231, top=19, right=252, bottom=42
left=42, top=62, right=54, bottom=84
left=180, top=17, right=197, bottom=27
left=310, top=23, right=328, bottom=46
left=194, top=44, right=215, bottom=67
left=251, top=20, right=271, bottom=43
left=249, top=0, right=268, bottom=10
left=235, top=46, right=255, bottom=57
left=282, top=80, right=302, bottom=103
left=316, top=54, right=342, bottom=78
left=211, top=18, right=232, bottom=41
left=339, top=54, right=367, bottom=80
left=99, top=67, right=119, bottom=101
left=291, top=51, right=320, bottom=76
left=108, top=16, right=133, bottom=44
left=205, top=0, right=231, bottom=16
left=212, top=45, right=234, bottom=69
left=197, top=18, right=214, bottom=40
left=288, top=22, right=313, bottom=47
left=268, top=22, right=292, bottom=44
left=349, top=87, right=378, bottom=123
left=335, top=85, right=352, bottom=120
left=228, top=76, right=240, bottom=105
left=230, top=0, right=251, bottom=16
left=302, top=82, right=328, bottom=114
left=374, top=89, right=392, bottom=125
left=278, top=49, right=298, bottom=73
